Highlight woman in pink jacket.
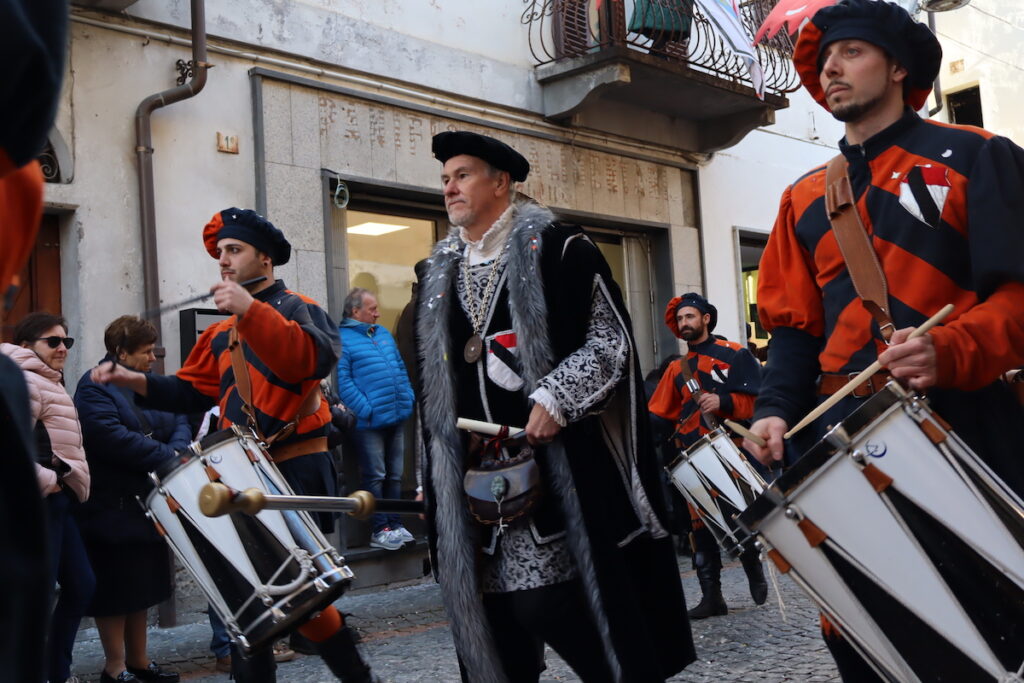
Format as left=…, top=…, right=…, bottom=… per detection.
left=3, top=311, right=95, bottom=683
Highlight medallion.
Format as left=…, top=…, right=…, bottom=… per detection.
left=464, top=334, right=484, bottom=364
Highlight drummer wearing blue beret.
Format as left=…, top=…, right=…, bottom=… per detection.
left=91, top=208, right=377, bottom=682
left=648, top=292, right=767, bottom=620
left=746, top=0, right=1024, bottom=679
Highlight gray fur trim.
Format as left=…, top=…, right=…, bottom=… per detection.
left=417, top=237, right=508, bottom=683
left=504, top=202, right=557, bottom=391
left=417, top=201, right=630, bottom=681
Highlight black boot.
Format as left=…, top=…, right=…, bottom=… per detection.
left=740, top=547, right=768, bottom=605
left=314, top=626, right=378, bottom=683
left=229, top=642, right=276, bottom=683
left=687, top=551, right=727, bottom=619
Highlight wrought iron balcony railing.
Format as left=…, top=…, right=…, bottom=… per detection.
left=522, top=0, right=799, bottom=97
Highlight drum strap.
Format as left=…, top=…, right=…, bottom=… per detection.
left=824, top=155, right=895, bottom=343
left=675, top=354, right=720, bottom=431
left=678, top=354, right=693, bottom=383
left=228, top=325, right=323, bottom=450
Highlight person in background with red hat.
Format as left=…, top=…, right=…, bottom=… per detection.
left=91, top=209, right=376, bottom=683
left=744, top=0, right=1024, bottom=679
left=648, top=292, right=767, bottom=620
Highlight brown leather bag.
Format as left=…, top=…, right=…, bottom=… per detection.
left=462, top=432, right=541, bottom=526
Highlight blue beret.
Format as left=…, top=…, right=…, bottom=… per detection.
left=665, top=292, right=718, bottom=336
left=796, top=0, right=941, bottom=112
left=203, top=208, right=291, bottom=266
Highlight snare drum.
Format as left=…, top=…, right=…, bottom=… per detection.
left=667, top=428, right=767, bottom=555
left=738, top=383, right=1024, bottom=682
left=145, top=426, right=354, bottom=653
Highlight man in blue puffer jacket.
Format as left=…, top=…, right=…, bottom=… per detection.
left=337, top=287, right=415, bottom=550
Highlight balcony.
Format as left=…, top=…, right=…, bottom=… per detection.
left=522, top=0, right=799, bottom=153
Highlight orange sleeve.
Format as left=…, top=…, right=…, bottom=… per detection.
left=930, top=280, right=1024, bottom=390
left=721, top=392, right=756, bottom=421
left=648, top=362, right=683, bottom=421
left=235, top=299, right=319, bottom=384
left=176, top=322, right=223, bottom=399
left=0, top=160, right=43, bottom=291
left=757, top=185, right=826, bottom=337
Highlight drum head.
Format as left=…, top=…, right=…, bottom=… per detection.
left=149, top=450, right=197, bottom=486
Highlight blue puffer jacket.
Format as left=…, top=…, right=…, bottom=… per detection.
left=74, top=357, right=193, bottom=525
left=337, top=318, right=414, bottom=430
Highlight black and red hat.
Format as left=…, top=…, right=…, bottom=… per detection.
left=794, top=0, right=942, bottom=112
left=203, top=208, right=291, bottom=265
left=664, top=292, right=718, bottom=338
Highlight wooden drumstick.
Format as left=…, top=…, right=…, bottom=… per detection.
left=723, top=418, right=767, bottom=448
left=784, top=304, right=954, bottom=440
left=456, top=417, right=525, bottom=438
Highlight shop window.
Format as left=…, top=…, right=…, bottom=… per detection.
left=345, top=210, right=437, bottom=331
left=738, top=231, right=768, bottom=361
left=947, top=85, right=983, bottom=128
left=590, top=230, right=658, bottom=376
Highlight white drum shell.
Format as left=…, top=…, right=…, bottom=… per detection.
left=145, top=428, right=352, bottom=651
left=667, top=429, right=767, bottom=553
left=743, top=385, right=1024, bottom=682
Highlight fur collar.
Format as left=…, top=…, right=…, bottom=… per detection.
left=416, top=200, right=624, bottom=682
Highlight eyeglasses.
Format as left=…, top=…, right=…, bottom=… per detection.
left=35, top=336, right=75, bottom=349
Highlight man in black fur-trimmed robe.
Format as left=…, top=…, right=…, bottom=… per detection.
left=416, top=131, right=694, bottom=683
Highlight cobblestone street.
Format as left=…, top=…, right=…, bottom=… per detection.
left=72, top=557, right=839, bottom=681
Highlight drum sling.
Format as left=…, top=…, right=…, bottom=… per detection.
left=228, top=325, right=324, bottom=462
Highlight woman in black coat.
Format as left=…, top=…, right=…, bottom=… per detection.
left=74, top=316, right=191, bottom=683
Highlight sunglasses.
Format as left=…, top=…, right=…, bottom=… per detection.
left=35, top=336, right=75, bottom=350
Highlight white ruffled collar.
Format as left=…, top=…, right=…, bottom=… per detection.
left=458, top=203, right=516, bottom=266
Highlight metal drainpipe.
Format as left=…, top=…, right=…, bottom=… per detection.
left=135, top=0, right=210, bottom=373
left=928, top=12, right=944, bottom=117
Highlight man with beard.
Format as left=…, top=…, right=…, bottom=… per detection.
left=648, top=292, right=766, bottom=619
left=91, top=209, right=376, bottom=683
left=416, top=130, right=693, bottom=682
left=744, top=0, right=1024, bottom=678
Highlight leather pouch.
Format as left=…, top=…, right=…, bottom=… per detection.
left=463, top=435, right=541, bottom=526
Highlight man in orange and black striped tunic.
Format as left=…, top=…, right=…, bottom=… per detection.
left=648, top=292, right=767, bottom=619
left=92, top=209, right=376, bottom=683
left=745, top=1, right=1024, bottom=679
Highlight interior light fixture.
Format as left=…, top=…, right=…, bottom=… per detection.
left=347, top=221, right=410, bottom=236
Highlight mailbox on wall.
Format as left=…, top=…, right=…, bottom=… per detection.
left=179, top=308, right=229, bottom=361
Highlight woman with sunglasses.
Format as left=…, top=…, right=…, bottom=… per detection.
left=2, top=311, right=94, bottom=683
left=73, top=316, right=189, bottom=683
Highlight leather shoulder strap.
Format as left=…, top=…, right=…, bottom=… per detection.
left=824, top=155, right=895, bottom=342
left=228, top=324, right=323, bottom=446
left=678, top=354, right=694, bottom=383
left=228, top=325, right=262, bottom=440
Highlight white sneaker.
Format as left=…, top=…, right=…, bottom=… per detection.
left=392, top=526, right=414, bottom=543
left=369, top=528, right=403, bottom=550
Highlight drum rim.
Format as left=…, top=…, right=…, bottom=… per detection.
left=150, top=450, right=197, bottom=482
left=148, top=426, right=252, bottom=486
left=738, top=382, right=909, bottom=528
left=198, top=426, right=248, bottom=452
left=232, top=576, right=350, bottom=654
left=665, top=426, right=731, bottom=472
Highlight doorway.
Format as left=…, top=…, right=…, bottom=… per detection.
left=2, top=214, right=62, bottom=341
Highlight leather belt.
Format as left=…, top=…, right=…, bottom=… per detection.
left=818, top=370, right=892, bottom=397
left=271, top=436, right=329, bottom=464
